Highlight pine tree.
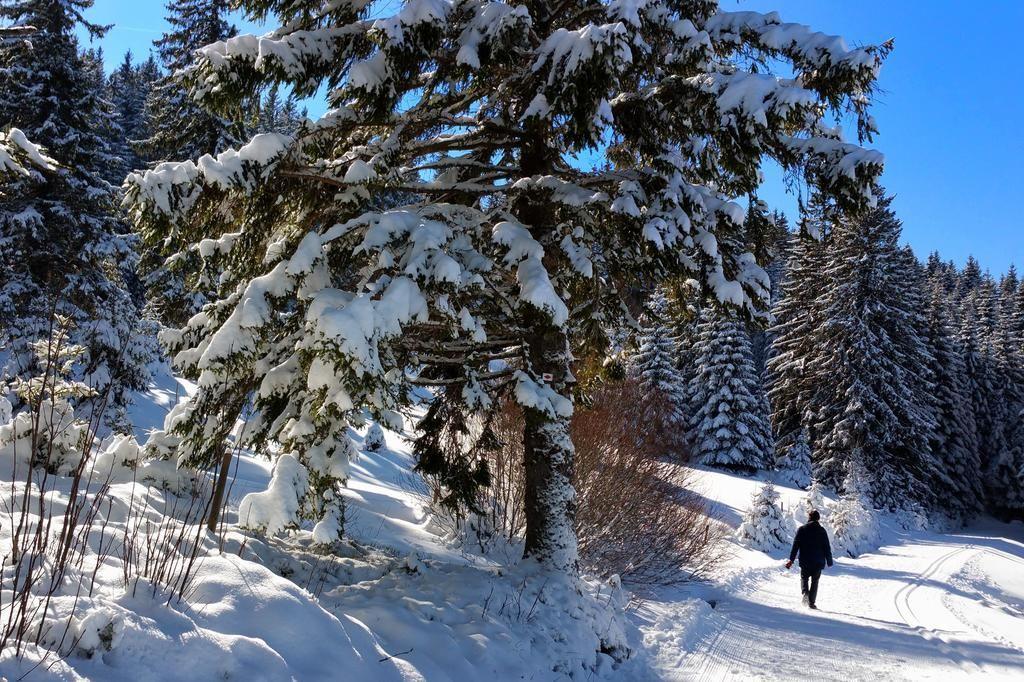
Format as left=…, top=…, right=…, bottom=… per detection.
left=925, top=251, right=959, bottom=300
left=364, top=421, right=385, bottom=452
left=792, top=477, right=828, bottom=526
left=995, top=266, right=1023, bottom=410
left=142, top=0, right=239, bottom=162
left=80, top=47, right=129, bottom=186
left=629, top=289, right=686, bottom=428
left=748, top=204, right=790, bottom=376
left=798, top=194, right=937, bottom=510
left=125, top=2, right=887, bottom=572
left=277, top=94, right=304, bottom=134
left=999, top=265, right=1019, bottom=303
left=775, top=428, right=812, bottom=489
left=988, top=266, right=1024, bottom=516
left=688, top=306, right=774, bottom=472
left=253, top=85, right=307, bottom=136
left=1003, top=271, right=1024, bottom=516
left=137, top=0, right=242, bottom=329
left=1002, top=414, right=1024, bottom=517
left=960, top=279, right=1014, bottom=510
left=1012, top=269, right=1024, bottom=347
left=892, top=246, right=944, bottom=505
left=736, top=482, right=789, bottom=553
left=108, top=50, right=161, bottom=171
left=957, top=255, right=983, bottom=301
left=767, top=201, right=831, bottom=445
left=0, top=0, right=150, bottom=428
left=924, top=274, right=983, bottom=519
left=256, top=84, right=281, bottom=133
left=830, top=456, right=880, bottom=557
left=0, top=316, right=97, bottom=475
left=744, top=199, right=791, bottom=275
left=661, top=279, right=700, bottom=389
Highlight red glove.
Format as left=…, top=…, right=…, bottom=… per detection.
left=785, top=560, right=793, bottom=570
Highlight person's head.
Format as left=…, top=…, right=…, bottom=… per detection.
left=808, top=509, right=821, bottom=523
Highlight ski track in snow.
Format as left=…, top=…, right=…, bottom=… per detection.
left=629, top=469, right=1024, bottom=681
left=640, top=526, right=1024, bottom=681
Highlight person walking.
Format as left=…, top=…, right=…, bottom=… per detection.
left=785, top=509, right=833, bottom=609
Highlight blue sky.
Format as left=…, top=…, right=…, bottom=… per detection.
left=79, top=0, right=1023, bottom=275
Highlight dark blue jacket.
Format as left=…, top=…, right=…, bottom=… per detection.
left=789, top=521, right=833, bottom=571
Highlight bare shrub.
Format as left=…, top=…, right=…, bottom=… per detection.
left=0, top=317, right=211, bottom=667
left=118, top=476, right=214, bottom=604
left=480, top=403, right=527, bottom=543
left=471, top=378, right=728, bottom=586
left=571, top=380, right=727, bottom=585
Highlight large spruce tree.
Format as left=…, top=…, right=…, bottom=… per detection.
left=749, top=207, right=790, bottom=378
left=989, top=266, right=1024, bottom=516
left=125, top=1, right=886, bottom=571
left=772, top=193, right=939, bottom=510
left=961, top=280, right=1013, bottom=499
left=923, top=273, right=983, bottom=519
left=0, top=0, right=149, bottom=427
left=767, top=203, right=830, bottom=445
left=949, top=261, right=1024, bottom=517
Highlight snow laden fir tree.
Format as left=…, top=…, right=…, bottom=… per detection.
left=791, top=477, right=828, bottom=526
left=629, top=288, right=686, bottom=427
left=363, top=421, right=386, bottom=452
left=125, top=0, right=887, bottom=573
left=736, top=482, right=788, bottom=553
left=688, top=306, right=773, bottom=472
left=139, top=0, right=243, bottom=329
left=775, top=428, right=812, bottom=489
left=0, top=2, right=151, bottom=428
left=770, top=193, right=941, bottom=513
left=830, top=457, right=881, bottom=557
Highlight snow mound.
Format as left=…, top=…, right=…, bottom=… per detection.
left=4, top=553, right=407, bottom=682
left=323, top=560, right=631, bottom=679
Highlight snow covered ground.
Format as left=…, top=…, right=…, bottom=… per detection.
left=1, top=375, right=631, bottom=680
left=216, top=409, right=631, bottom=681
left=633, top=468, right=1024, bottom=681
left=4, top=373, right=1023, bottom=680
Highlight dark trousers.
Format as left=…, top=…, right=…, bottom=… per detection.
left=801, top=567, right=822, bottom=605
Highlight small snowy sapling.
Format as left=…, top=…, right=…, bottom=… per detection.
left=736, top=482, right=789, bottom=553
left=364, top=422, right=386, bottom=452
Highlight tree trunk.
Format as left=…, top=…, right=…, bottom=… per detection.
left=516, top=132, right=578, bottom=574
left=521, top=312, right=579, bottom=574
left=206, top=446, right=233, bottom=533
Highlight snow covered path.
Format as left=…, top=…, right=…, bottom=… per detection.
left=637, top=521, right=1024, bottom=680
